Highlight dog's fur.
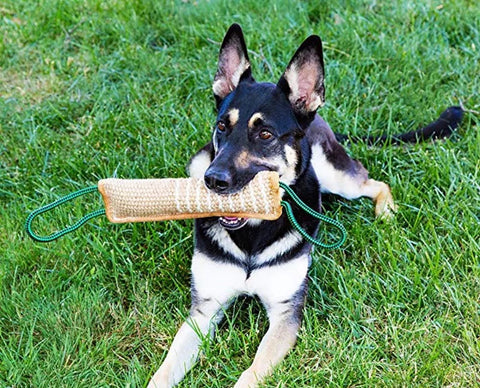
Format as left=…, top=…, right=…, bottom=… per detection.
left=148, top=24, right=463, bottom=388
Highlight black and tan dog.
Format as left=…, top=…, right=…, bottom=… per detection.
left=148, top=24, right=462, bottom=387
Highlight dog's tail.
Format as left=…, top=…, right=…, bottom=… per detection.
left=335, top=106, right=464, bottom=145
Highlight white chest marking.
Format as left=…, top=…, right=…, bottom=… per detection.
left=192, top=251, right=309, bottom=304
left=205, top=223, right=246, bottom=261
left=253, top=230, right=302, bottom=266
left=192, top=251, right=246, bottom=303
left=246, top=255, right=308, bottom=304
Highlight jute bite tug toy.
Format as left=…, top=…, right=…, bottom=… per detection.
left=99, top=171, right=282, bottom=223
left=25, top=171, right=346, bottom=249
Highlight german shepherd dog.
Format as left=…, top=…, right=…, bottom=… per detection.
left=148, top=24, right=463, bottom=387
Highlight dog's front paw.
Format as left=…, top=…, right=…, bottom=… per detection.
left=234, top=368, right=261, bottom=388
left=147, top=369, right=174, bottom=388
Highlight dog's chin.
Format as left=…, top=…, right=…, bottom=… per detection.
left=218, top=216, right=249, bottom=230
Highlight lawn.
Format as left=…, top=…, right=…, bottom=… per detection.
left=1, top=0, right=479, bottom=387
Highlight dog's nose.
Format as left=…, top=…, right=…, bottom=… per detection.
left=204, top=169, right=232, bottom=193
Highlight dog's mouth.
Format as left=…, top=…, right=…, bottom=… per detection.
left=218, top=216, right=248, bottom=230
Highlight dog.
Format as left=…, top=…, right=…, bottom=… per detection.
left=148, top=24, right=463, bottom=387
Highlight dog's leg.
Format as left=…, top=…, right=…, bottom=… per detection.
left=310, top=143, right=396, bottom=219
left=306, top=116, right=397, bottom=218
left=234, top=308, right=301, bottom=388
left=148, top=302, right=223, bottom=388
left=358, top=178, right=396, bottom=218
left=148, top=252, right=243, bottom=388
left=234, top=256, right=309, bottom=388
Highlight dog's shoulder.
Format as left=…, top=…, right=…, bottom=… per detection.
left=305, top=114, right=337, bottom=147
left=307, top=114, right=368, bottom=178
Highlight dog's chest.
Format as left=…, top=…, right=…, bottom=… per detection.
left=192, top=250, right=309, bottom=304
left=193, top=221, right=310, bottom=300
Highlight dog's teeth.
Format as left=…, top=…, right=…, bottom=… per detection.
left=219, top=216, right=248, bottom=230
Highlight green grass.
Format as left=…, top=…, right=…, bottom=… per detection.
left=1, top=0, right=479, bottom=386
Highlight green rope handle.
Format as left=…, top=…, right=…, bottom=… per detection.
left=279, top=182, right=346, bottom=249
left=25, top=186, right=105, bottom=243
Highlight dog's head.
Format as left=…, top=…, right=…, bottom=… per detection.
left=193, top=24, right=325, bottom=229
left=205, top=24, right=325, bottom=193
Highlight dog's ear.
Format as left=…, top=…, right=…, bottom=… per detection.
left=277, top=35, right=325, bottom=121
left=212, top=24, right=252, bottom=102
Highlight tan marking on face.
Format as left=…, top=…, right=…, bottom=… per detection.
left=235, top=150, right=252, bottom=169
left=228, top=108, right=239, bottom=127
left=234, top=149, right=271, bottom=170
left=248, top=112, right=264, bottom=129
left=273, top=146, right=298, bottom=187
left=284, top=145, right=298, bottom=168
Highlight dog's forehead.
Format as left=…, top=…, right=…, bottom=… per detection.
left=219, top=82, right=298, bottom=130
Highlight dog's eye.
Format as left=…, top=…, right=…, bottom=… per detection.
left=259, top=130, right=273, bottom=140
left=217, top=121, right=226, bottom=132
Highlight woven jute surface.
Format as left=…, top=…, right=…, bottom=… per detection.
left=98, top=171, right=282, bottom=223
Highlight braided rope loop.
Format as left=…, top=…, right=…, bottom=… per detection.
left=279, top=182, right=346, bottom=249
left=25, top=186, right=105, bottom=243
